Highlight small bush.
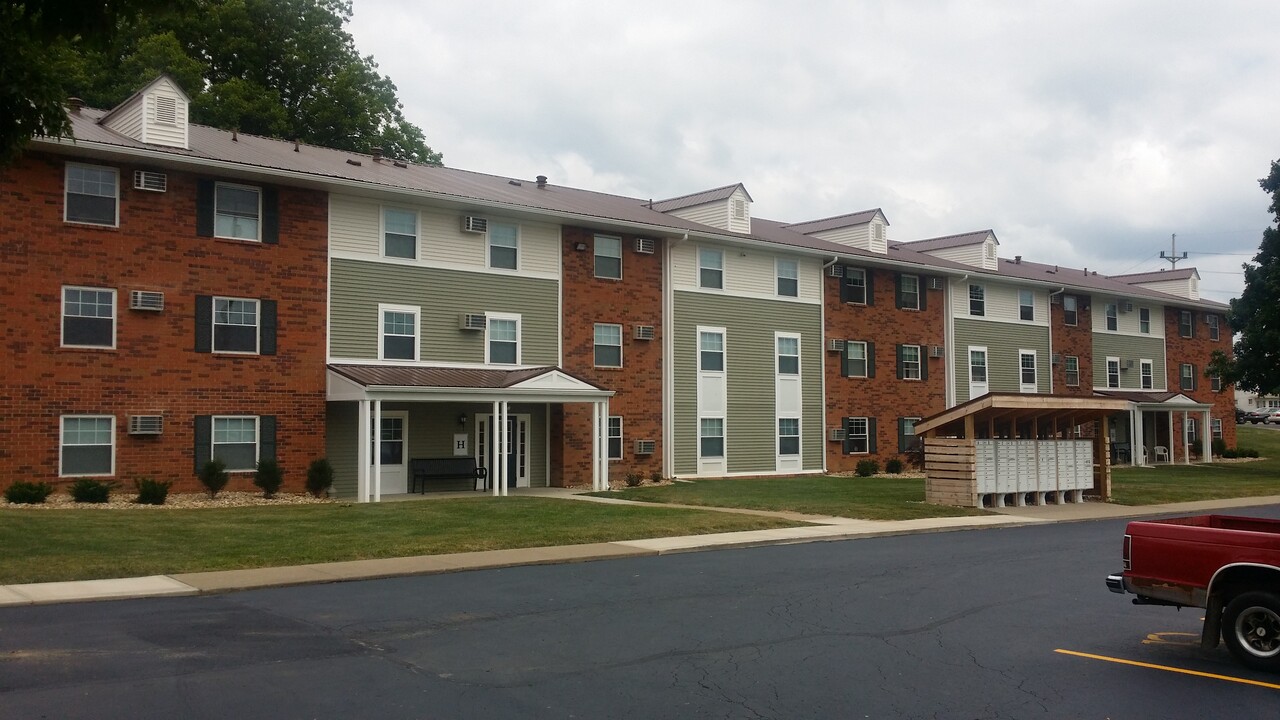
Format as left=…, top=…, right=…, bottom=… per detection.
left=1238, top=447, right=1260, bottom=459
left=885, top=458, right=904, bottom=474
left=134, top=477, right=172, bottom=505
left=624, top=472, right=644, bottom=487
left=649, top=470, right=663, bottom=484
left=1212, top=438, right=1227, bottom=457
left=4, top=481, right=54, bottom=504
left=70, top=478, right=114, bottom=503
left=1222, top=448, right=1238, bottom=459
left=254, top=458, right=284, bottom=499
left=855, top=459, right=880, bottom=477
left=305, top=458, right=334, bottom=498
left=198, top=459, right=230, bottom=499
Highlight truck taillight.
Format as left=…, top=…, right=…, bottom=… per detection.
left=1123, top=534, right=1132, bottom=570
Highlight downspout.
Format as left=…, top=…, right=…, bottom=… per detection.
left=946, top=274, right=968, bottom=408
left=662, top=234, right=686, bottom=479
left=821, top=256, right=837, bottom=474
left=1047, top=287, right=1065, bottom=395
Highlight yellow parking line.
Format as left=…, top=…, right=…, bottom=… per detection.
left=1055, top=649, right=1280, bottom=690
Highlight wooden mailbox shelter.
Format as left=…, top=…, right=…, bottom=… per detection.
left=914, top=394, right=1133, bottom=508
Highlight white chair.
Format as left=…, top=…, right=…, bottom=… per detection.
left=1154, top=445, right=1169, bottom=462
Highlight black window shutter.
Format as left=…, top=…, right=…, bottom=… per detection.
left=921, top=349, right=929, bottom=381
left=196, top=180, right=215, bottom=237
left=896, top=344, right=905, bottom=379
left=868, top=418, right=878, bottom=454
left=1189, top=313, right=1195, bottom=339
left=865, top=270, right=875, bottom=306
left=840, top=341, right=849, bottom=377
left=194, top=415, right=212, bottom=473
left=919, top=280, right=928, bottom=311
left=195, top=295, right=212, bottom=352
left=894, top=273, right=903, bottom=309
left=898, top=417, right=908, bottom=453
left=1192, top=366, right=1197, bottom=391
left=839, top=270, right=850, bottom=303
left=866, top=341, right=876, bottom=378
left=260, top=300, right=277, bottom=355
left=842, top=417, right=852, bottom=455
left=259, top=415, right=277, bottom=461
left=262, top=187, right=279, bottom=244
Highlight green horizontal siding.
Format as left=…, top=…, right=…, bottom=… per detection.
left=1092, top=334, right=1166, bottom=389
left=953, top=319, right=1051, bottom=401
left=326, top=402, right=359, bottom=498
left=331, top=258, right=558, bottom=365
left=673, top=292, right=823, bottom=476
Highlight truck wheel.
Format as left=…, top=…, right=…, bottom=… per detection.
left=1221, top=591, right=1280, bottom=672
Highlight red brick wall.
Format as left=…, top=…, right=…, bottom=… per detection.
left=824, top=267, right=947, bottom=471
left=0, top=153, right=328, bottom=493
left=1050, top=293, right=1093, bottom=394
left=555, top=227, right=664, bottom=487
left=1163, top=306, right=1236, bottom=458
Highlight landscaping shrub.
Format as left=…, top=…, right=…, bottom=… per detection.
left=1212, top=438, right=1227, bottom=457
left=1222, top=448, right=1238, bottom=459
left=885, top=458, right=904, bottom=474
left=254, top=459, right=284, bottom=499
left=134, top=477, right=172, bottom=505
left=198, top=459, right=230, bottom=499
left=855, top=459, right=880, bottom=477
left=624, top=472, right=644, bottom=487
left=649, top=470, right=663, bottom=484
left=306, top=458, right=334, bottom=498
left=70, top=478, right=114, bottom=503
left=4, top=481, right=54, bottom=504
left=1238, top=447, right=1260, bottom=458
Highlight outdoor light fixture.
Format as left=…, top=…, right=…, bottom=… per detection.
left=574, top=242, right=588, bottom=251
left=457, top=413, right=468, bottom=426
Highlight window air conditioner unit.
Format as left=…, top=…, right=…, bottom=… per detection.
left=828, top=427, right=846, bottom=442
left=826, top=265, right=844, bottom=277
left=1123, top=359, right=1135, bottom=370
left=129, top=290, right=164, bottom=311
left=927, top=277, right=943, bottom=290
left=635, top=238, right=655, bottom=254
left=634, top=439, right=656, bottom=455
left=1050, top=294, right=1061, bottom=305
left=461, top=216, right=488, bottom=234
left=127, top=415, right=163, bottom=435
left=458, top=313, right=486, bottom=330
left=828, top=339, right=845, bottom=352
left=929, top=345, right=944, bottom=358
left=133, top=170, right=168, bottom=192
left=1120, top=301, right=1134, bottom=313
left=633, top=325, right=655, bottom=341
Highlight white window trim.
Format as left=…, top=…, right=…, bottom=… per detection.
left=846, top=340, right=869, bottom=378
left=1105, top=303, right=1118, bottom=331
left=1211, top=418, right=1223, bottom=439
left=968, top=284, right=985, bottom=316
left=776, top=258, right=799, bottom=298
left=1106, top=356, right=1121, bottom=388
left=380, top=206, right=419, bottom=261
left=486, top=221, right=520, bottom=272
left=64, top=162, right=120, bottom=228
left=594, top=234, right=622, bottom=280
left=59, top=414, right=115, bottom=477
left=378, top=303, right=420, bottom=361
left=212, top=415, right=260, bottom=473
left=1018, top=290, right=1035, bottom=322
left=1063, top=295, right=1077, bottom=326
left=968, top=345, right=988, bottom=396
left=212, top=295, right=261, bottom=355
left=61, top=285, right=117, bottom=349
left=1207, top=314, right=1220, bottom=341
left=1018, top=349, right=1037, bottom=393
left=1140, top=359, right=1154, bottom=390
left=485, top=312, right=522, bottom=365
left=776, top=332, right=801, bottom=377
left=697, top=247, right=724, bottom=290
left=1139, top=307, right=1151, bottom=334
left=698, top=326, right=727, bottom=374
left=847, top=416, right=870, bottom=455
left=594, top=322, right=623, bottom=368
left=900, top=274, right=920, bottom=310
left=608, top=415, right=623, bottom=460
left=777, top=417, right=801, bottom=456
left=698, top=416, right=726, bottom=460
left=1180, top=363, right=1194, bottom=390
left=901, top=344, right=922, bottom=381
left=845, top=267, right=868, bottom=305
left=213, top=181, right=263, bottom=242
left=1064, top=356, right=1080, bottom=387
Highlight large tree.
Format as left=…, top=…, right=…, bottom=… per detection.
left=1209, top=159, right=1280, bottom=395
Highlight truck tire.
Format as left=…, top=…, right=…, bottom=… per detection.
left=1221, top=591, right=1280, bottom=672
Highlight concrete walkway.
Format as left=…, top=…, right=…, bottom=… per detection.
left=4, top=493, right=1279, bottom=607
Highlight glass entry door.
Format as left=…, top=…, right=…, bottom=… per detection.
left=371, top=412, right=407, bottom=494
left=477, top=414, right=529, bottom=488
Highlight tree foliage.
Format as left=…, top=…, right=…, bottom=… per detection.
left=70, top=0, right=441, bottom=165
left=1209, top=159, right=1280, bottom=395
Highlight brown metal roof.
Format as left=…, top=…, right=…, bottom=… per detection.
left=649, top=183, right=751, bottom=212
left=915, top=392, right=1133, bottom=435
left=1093, top=390, right=1191, bottom=404
left=781, top=209, right=883, bottom=234
left=1110, top=268, right=1200, bottom=283
left=328, top=364, right=605, bottom=391
left=894, top=230, right=995, bottom=252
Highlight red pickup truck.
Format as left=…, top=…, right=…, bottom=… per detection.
left=1107, top=514, right=1280, bottom=671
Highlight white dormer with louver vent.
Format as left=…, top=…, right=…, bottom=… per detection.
left=99, top=75, right=190, bottom=150
left=781, top=209, right=889, bottom=254
left=896, top=230, right=999, bottom=270
left=650, top=183, right=752, bottom=234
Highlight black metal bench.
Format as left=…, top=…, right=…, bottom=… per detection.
left=409, top=457, right=488, bottom=493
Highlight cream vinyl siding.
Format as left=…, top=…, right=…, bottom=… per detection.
left=143, top=89, right=188, bottom=148
left=926, top=238, right=997, bottom=270
left=1091, top=334, right=1166, bottom=390
left=950, top=279, right=1048, bottom=325
left=809, top=216, right=886, bottom=254
left=671, top=243, right=821, bottom=303
left=103, top=101, right=143, bottom=141
left=329, top=195, right=559, bottom=277
left=1092, top=298, right=1165, bottom=337
left=1131, top=278, right=1198, bottom=300
left=670, top=203, right=728, bottom=230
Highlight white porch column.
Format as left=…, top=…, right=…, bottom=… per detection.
left=1182, top=410, right=1191, bottom=465
left=1202, top=409, right=1212, bottom=463
left=357, top=400, right=370, bottom=503
left=499, top=400, right=510, bottom=497
left=491, top=400, right=500, bottom=497
left=1133, top=409, right=1145, bottom=466
left=372, top=399, right=382, bottom=503
left=1128, top=407, right=1138, bottom=466
left=591, top=401, right=601, bottom=491
left=1167, top=413, right=1174, bottom=464
left=600, top=398, right=610, bottom=491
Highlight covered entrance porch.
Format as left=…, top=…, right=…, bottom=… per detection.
left=1094, top=391, right=1214, bottom=467
left=327, top=365, right=614, bottom=502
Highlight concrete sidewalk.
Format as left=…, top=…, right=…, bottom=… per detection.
left=3, top=493, right=1278, bottom=607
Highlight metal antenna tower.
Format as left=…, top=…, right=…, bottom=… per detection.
left=1159, top=233, right=1187, bottom=269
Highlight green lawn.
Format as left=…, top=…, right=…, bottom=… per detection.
left=590, top=475, right=989, bottom=520
left=0, top=498, right=802, bottom=585
left=1110, top=425, right=1280, bottom=505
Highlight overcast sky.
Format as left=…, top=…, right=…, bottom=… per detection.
left=347, top=1, right=1280, bottom=304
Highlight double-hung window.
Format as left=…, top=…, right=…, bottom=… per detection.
left=898, top=417, right=920, bottom=453
left=1212, top=418, right=1223, bottom=440
left=1106, top=357, right=1120, bottom=388
left=1019, top=350, right=1037, bottom=392
left=212, top=416, right=258, bottom=471
left=1139, top=308, right=1151, bottom=334
left=899, top=344, right=922, bottom=380
left=1064, top=356, right=1080, bottom=386
left=1181, top=363, right=1195, bottom=391
left=594, top=323, right=622, bottom=367
left=1207, top=314, right=1220, bottom=341
left=776, top=259, right=798, bottom=297
left=488, top=222, right=519, bottom=270
left=1063, top=295, right=1077, bottom=326
left=607, top=416, right=623, bottom=459
left=699, top=418, right=724, bottom=458
left=699, top=330, right=724, bottom=371
left=1105, top=304, right=1118, bottom=331
left=65, top=163, right=118, bottom=226
left=1179, top=311, right=1194, bottom=338
left=62, top=287, right=115, bottom=348
left=380, top=305, right=419, bottom=361
left=969, top=284, right=985, bottom=316
left=487, top=315, right=519, bottom=364
left=215, top=183, right=262, bottom=240
left=1211, top=374, right=1222, bottom=392
left=698, top=248, right=723, bottom=289
left=1019, top=290, right=1035, bottom=321
left=898, top=275, right=920, bottom=310
left=845, top=417, right=870, bottom=454
left=60, top=415, right=114, bottom=476
left=595, top=235, right=622, bottom=279
left=844, top=268, right=867, bottom=304
left=214, top=297, right=260, bottom=353
left=778, top=418, right=800, bottom=456
left=383, top=208, right=418, bottom=259
left=1141, top=359, right=1154, bottom=390
left=969, top=348, right=987, bottom=384
left=844, top=341, right=870, bottom=378
left=777, top=336, right=799, bottom=375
